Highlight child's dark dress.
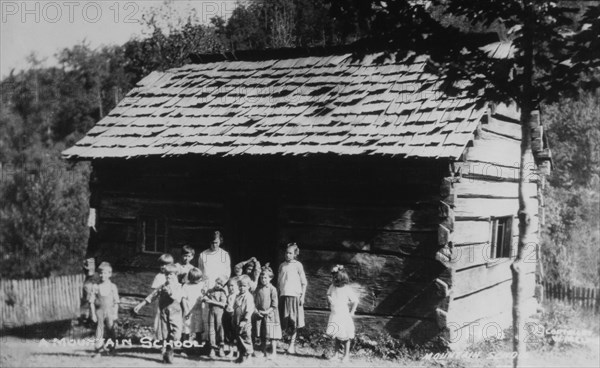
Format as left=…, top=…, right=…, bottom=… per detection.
left=253, top=283, right=282, bottom=340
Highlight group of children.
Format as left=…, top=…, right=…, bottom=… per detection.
left=88, top=235, right=360, bottom=364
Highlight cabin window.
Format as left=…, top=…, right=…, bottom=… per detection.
left=139, top=217, right=167, bottom=253
left=490, top=216, right=513, bottom=259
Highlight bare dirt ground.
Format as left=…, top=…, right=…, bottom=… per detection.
left=1, top=334, right=598, bottom=368
left=0, top=336, right=403, bottom=368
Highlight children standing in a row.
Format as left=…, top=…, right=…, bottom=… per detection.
left=132, top=239, right=314, bottom=364
left=90, top=246, right=361, bottom=363
left=90, top=237, right=362, bottom=363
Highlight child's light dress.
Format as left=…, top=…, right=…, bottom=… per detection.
left=182, top=281, right=208, bottom=338
left=325, top=284, right=359, bottom=341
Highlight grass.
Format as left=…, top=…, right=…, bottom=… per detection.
left=295, top=326, right=438, bottom=361
left=113, top=317, right=154, bottom=344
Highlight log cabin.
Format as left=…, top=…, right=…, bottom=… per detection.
left=63, top=48, right=552, bottom=347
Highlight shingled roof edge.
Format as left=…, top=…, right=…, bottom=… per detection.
left=62, top=41, right=500, bottom=162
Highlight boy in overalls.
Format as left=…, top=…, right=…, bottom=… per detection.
left=89, top=262, right=119, bottom=355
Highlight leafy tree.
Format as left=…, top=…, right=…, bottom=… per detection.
left=123, top=6, right=221, bottom=80
left=214, top=0, right=349, bottom=51
left=0, top=0, right=224, bottom=280
left=541, top=92, right=600, bottom=287
left=54, top=42, right=119, bottom=142
left=0, top=119, right=90, bottom=279
left=1, top=45, right=115, bottom=278
left=544, top=93, right=600, bottom=188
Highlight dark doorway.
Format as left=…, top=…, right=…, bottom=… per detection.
left=226, top=182, right=280, bottom=275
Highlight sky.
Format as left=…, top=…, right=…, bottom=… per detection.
left=0, top=0, right=240, bottom=79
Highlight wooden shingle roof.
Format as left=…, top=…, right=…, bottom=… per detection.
left=63, top=51, right=486, bottom=160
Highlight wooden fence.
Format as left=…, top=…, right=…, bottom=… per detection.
left=0, top=274, right=85, bottom=329
left=543, top=280, right=599, bottom=312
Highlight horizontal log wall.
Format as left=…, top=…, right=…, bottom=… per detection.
left=447, top=106, right=541, bottom=340
left=275, top=160, right=450, bottom=342
left=448, top=279, right=538, bottom=349
left=298, top=249, right=448, bottom=317
left=93, top=195, right=224, bottom=268
left=279, top=204, right=440, bottom=256
left=92, top=158, right=447, bottom=266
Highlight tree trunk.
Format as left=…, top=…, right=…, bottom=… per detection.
left=97, top=86, right=104, bottom=119
left=513, top=3, right=535, bottom=367
left=512, top=105, right=533, bottom=368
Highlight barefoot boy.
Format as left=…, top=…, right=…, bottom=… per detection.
left=134, top=264, right=189, bottom=364
left=89, top=262, right=119, bottom=355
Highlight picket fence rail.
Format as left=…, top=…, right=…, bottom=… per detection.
left=543, top=280, right=599, bottom=312
left=0, top=274, right=84, bottom=329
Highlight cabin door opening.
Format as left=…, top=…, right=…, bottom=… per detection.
left=228, top=189, right=279, bottom=275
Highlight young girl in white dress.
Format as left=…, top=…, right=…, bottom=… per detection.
left=182, top=267, right=208, bottom=344
left=325, top=265, right=359, bottom=362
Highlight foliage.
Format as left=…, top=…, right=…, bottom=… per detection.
left=0, top=148, right=90, bottom=279
left=0, top=43, right=108, bottom=279
left=326, top=0, right=599, bottom=103
left=529, top=300, right=599, bottom=351
left=0, top=2, right=221, bottom=279
left=542, top=185, right=600, bottom=286
left=296, top=325, right=438, bottom=360
left=214, top=0, right=348, bottom=51
left=463, top=300, right=598, bottom=359
left=123, top=23, right=221, bottom=81
left=543, top=93, right=600, bottom=188
left=113, top=317, right=154, bottom=344
left=541, top=92, right=600, bottom=287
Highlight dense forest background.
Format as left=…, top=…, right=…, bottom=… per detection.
left=0, top=0, right=598, bottom=286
